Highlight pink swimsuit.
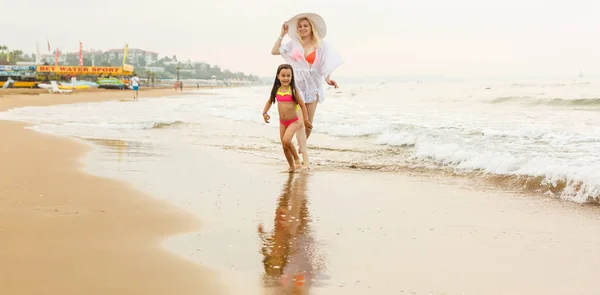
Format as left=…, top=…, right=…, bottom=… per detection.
left=276, top=87, right=299, bottom=127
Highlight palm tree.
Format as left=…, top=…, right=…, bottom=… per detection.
left=0, top=45, right=6, bottom=59
left=0, top=45, right=9, bottom=64
left=11, top=50, right=23, bottom=62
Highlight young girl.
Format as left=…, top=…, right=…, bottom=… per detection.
left=263, top=64, right=312, bottom=173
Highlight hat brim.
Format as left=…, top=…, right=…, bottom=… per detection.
left=286, top=13, right=327, bottom=41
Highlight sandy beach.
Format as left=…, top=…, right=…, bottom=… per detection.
left=0, top=88, right=222, bottom=295
left=2, top=86, right=600, bottom=295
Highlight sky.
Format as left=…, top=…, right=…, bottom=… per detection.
left=4, top=0, right=600, bottom=78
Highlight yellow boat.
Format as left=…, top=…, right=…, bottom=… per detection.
left=58, top=84, right=90, bottom=90
left=0, top=81, right=37, bottom=88
left=13, top=81, right=37, bottom=88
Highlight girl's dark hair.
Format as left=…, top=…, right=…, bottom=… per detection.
left=269, top=64, right=298, bottom=104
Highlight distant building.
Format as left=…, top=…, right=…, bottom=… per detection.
left=104, top=48, right=159, bottom=65
left=16, top=61, right=36, bottom=66
left=63, top=50, right=104, bottom=64
left=40, top=51, right=67, bottom=64
left=142, top=66, right=166, bottom=72
left=179, top=69, right=197, bottom=75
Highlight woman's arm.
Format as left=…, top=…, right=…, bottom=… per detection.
left=319, top=40, right=344, bottom=87
left=271, top=23, right=289, bottom=55
left=325, top=75, right=339, bottom=88
left=295, top=91, right=312, bottom=129
left=271, top=37, right=283, bottom=55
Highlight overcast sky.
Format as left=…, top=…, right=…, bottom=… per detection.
left=4, top=0, right=600, bottom=78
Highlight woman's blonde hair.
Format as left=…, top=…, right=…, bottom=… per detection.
left=297, top=17, right=321, bottom=48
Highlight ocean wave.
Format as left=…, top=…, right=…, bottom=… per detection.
left=509, top=81, right=592, bottom=88
left=544, top=98, right=600, bottom=106
left=336, top=161, right=600, bottom=205
left=490, top=96, right=534, bottom=103
left=152, top=120, right=185, bottom=129
left=316, top=123, right=387, bottom=137
left=374, top=129, right=418, bottom=147
left=413, top=141, right=600, bottom=203
left=490, top=96, right=600, bottom=107
left=57, top=120, right=185, bottom=130
left=214, top=139, right=600, bottom=205
left=315, top=120, right=598, bottom=151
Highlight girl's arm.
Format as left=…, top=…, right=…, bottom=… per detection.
left=262, top=99, right=273, bottom=123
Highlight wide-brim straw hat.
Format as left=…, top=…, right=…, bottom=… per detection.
left=286, top=12, right=327, bottom=41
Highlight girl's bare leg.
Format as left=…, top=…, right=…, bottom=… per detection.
left=280, top=124, right=295, bottom=171
left=281, top=122, right=302, bottom=172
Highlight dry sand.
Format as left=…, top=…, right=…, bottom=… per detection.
left=0, top=89, right=222, bottom=295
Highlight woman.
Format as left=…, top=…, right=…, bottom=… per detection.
left=271, top=12, right=343, bottom=167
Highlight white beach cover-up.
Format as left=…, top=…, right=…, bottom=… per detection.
left=279, top=39, right=343, bottom=104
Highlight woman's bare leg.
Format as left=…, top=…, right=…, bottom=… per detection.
left=295, top=107, right=309, bottom=168
left=305, top=100, right=318, bottom=139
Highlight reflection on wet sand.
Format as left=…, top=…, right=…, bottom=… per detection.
left=258, top=172, right=322, bottom=295
left=80, top=138, right=154, bottom=168
left=82, top=138, right=151, bottom=156
left=80, top=138, right=129, bottom=168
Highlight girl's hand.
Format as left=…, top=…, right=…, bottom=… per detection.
left=326, top=78, right=339, bottom=89
left=304, top=120, right=313, bottom=129
left=263, top=113, right=270, bottom=123
left=280, top=23, right=289, bottom=37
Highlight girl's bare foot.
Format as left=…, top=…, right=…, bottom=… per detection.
left=286, top=166, right=296, bottom=173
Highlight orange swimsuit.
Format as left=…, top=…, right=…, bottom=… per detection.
left=305, top=50, right=315, bottom=65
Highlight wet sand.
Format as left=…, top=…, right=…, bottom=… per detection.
left=0, top=90, right=223, bottom=294
left=85, top=141, right=600, bottom=295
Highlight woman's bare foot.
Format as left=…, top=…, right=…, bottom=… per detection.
left=285, top=166, right=296, bottom=173
left=301, top=156, right=309, bottom=170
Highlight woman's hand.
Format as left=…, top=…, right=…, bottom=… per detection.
left=263, top=113, right=270, bottom=123
left=326, top=78, right=339, bottom=89
left=304, top=120, right=313, bottom=129
left=280, top=23, right=289, bottom=37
